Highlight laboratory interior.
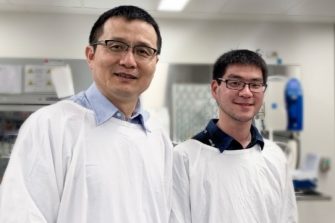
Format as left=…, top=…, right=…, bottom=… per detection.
left=0, top=0, right=334, bottom=221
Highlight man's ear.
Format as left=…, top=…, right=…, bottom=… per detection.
left=211, top=79, right=219, bottom=99
left=85, top=45, right=95, bottom=70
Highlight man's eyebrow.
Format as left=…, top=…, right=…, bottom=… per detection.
left=225, top=74, right=263, bottom=82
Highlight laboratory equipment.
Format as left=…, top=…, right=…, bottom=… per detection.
left=261, top=65, right=303, bottom=170
left=285, top=77, right=303, bottom=131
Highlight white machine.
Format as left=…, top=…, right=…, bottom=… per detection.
left=261, top=65, right=303, bottom=171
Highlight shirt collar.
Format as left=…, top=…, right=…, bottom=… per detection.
left=205, top=119, right=264, bottom=153
left=85, top=84, right=150, bottom=131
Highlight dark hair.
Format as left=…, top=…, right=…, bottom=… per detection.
left=212, top=49, right=268, bottom=83
left=89, top=5, right=162, bottom=54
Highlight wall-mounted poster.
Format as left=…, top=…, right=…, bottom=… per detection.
left=0, top=65, right=22, bottom=94
left=24, top=65, right=55, bottom=93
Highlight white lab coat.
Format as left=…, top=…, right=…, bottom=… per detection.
left=0, top=100, right=173, bottom=223
left=170, top=139, right=297, bottom=223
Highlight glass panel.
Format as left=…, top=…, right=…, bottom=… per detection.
left=0, top=111, right=33, bottom=183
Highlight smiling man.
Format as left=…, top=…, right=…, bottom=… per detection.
left=0, top=6, right=173, bottom=223
left=170, top=49, right=298, bottom=223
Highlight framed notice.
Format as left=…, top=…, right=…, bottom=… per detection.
left=0, top=65, right=22, bottom=94
left=24, top=65, right=55, bottom=93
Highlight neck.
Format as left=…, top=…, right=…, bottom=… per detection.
left=106, top=96, right=138, bottom=119
left=116, top=101, right=137, bottom=119
left=96, top=84, right=139, bottom=119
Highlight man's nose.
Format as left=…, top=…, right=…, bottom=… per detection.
left=238, top=84, right=253, bottom=96
left=119, top=49, right=137, bottom=67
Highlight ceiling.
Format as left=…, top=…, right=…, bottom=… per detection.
left=1, top=0, right=335, bottom=23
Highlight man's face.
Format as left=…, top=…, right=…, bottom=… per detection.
left=85, top=17, right=158, bottom=104
left=211, top=64, right=265, bottom=124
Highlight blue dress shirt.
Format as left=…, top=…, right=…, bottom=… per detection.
left=70, top=83, right=150, bottom=131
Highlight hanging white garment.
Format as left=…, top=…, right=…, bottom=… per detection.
left=170, top=139, right=297, bottom=223
left=0, top=100, right=173, bottom=223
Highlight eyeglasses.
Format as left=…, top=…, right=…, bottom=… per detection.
left=91, top=40, right=158, bottom=61
left=217, top=78, right=267, bottom=93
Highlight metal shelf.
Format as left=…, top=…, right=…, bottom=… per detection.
left=295, top=191, right=331, bottom=201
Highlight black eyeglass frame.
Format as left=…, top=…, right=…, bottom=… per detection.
left=216, top=78, right=267, bottom=93
left=90, top=39, right=158, bottom=58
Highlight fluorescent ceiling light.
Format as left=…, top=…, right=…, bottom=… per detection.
left=158, top=0, right=190, bottom=11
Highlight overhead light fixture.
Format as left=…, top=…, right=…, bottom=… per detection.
left=158, top=0, right=190, bottom=11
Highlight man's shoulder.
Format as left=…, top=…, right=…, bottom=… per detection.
left=262, top=138, right=288, bottom=164
left=36, top=100, right=88, bottom=115
left=145, top=112, right=170, bottom=135
left=192, top=130, right=211, bottom=146
left=174, top=138, right=210, bottom=155
left=27, top=100, right=92, bottom=127
left=263, top=139, right=284, bottom=152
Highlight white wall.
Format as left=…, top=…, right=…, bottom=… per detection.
left=0, top=12, right=334, bottom=222
left=0, top=12, right=93, bottom=59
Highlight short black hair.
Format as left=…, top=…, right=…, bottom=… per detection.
left=212, top=49, right=268, bottom=83
left=89, top=5, right=162, bottom=54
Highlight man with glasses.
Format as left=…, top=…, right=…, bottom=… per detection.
left=0, top=5, right=172, bottom=223
left=170, top=49, right=297, bottom=223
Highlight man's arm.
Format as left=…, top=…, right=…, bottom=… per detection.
left=170, top=147, right=192, bottom=223
left=281, top=162, right=298, bottom=223
left=0, top=113, right=62, bottom=223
